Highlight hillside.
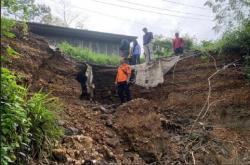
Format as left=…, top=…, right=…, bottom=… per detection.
left=2, top=33, right=250, bottom=165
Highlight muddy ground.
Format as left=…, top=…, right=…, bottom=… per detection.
left=2, top=33, right=250, bottom=165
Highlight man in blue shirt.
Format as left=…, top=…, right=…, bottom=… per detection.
left=131, top=40, right=141, bottom=65
left=142, top=27, right=154, bottom=64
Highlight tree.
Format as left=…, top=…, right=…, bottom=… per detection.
left=40, top=13, right=65, bottom=26
left=153, top=35, right=172, bottom=57
left=54, top=0, right=87, bottom=27
left=1, top=0, right=51, bottom=22
left=29, top=3, right=52, bottom=22
left=204, top=0, right=250, bottom=31
left=182, top=34, right=195, bottom=51
left=75, top=18, right=88, bottom=29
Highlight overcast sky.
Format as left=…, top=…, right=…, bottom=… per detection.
left=38, top=0, right=220, bottom=44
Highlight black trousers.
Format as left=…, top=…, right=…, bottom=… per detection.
left=117, top=81, right=131, bottom=103
left=80, top=83, right=89, bottom=99
left=174, top=47, right=183, bottom=55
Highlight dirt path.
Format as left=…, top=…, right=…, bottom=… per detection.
left=2, top=34, right=250, bottom=164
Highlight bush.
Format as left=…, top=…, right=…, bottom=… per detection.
left=27, top=92, right=63, bottom=159
left=153, top=35, right=172, bottom=58
left=0, top=68, right=63, bottom=164
left=183, top=35, right=195, bottom=51
left=1, top=68, right=31, bottom=165
left=194, top=21, right=250, bottom=81
left=58, top=42, right=120, bottom=65
left=196, top=21, right=250, bottom=55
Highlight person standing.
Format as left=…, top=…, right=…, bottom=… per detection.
left=119, top=39, right=130, bottom=58
left=131, top=40, right=141, bottom=65
left=172, top=32, right=184, bottom=55
left=115, top=58, right=132, bottom=103
left=142, top=27, right=154, bottom=64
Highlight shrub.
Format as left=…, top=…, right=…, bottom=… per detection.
left=27, top=92, right=63, bottom=159
left=0, top=68, right=63, bottom=164
left=58, top=42, right=120, bottom=65
left=1, top=68, right=31, bottom=164
left=153, top=35, right=172, bottom=58
left=194, top=21, right=250, bottom=81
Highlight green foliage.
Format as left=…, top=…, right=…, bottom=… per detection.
left=58, top=42, right=120, bottom=65
left=1, top=68, right=63, bottom=164
left=6, top=47, right=18, bottom=57
left=195, top=21, right=250, bottom=81
left=27, top=92, right=63, bottom=158
left=196, top=21, right=250, bottom=55
left=205, top=0, right=250, bottom=31
left=1, top=68, right=31, bottom=164
left=1, top=18, right=16, bottom=38
left=153, top=35, right=172, bottom=58
left=183, top=34, right=195, bottom=51
left=1, top=0, right=51, bottom=22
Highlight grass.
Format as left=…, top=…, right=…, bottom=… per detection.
left=58, top=42, right=120, bottom=65
left=1, top=68, right=63, bottom=164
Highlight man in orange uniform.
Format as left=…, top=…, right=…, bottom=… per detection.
left=115, top=57, right=132, bottom=103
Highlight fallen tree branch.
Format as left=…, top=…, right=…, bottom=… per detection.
left=190, top=60, right=238, bottom=133
left=191, top=151, right=196, bottom=165
left=184, top=59, right=239, bottom=164
left=201, top=99, right=225, bottom=119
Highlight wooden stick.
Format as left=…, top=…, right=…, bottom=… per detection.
left=191, top=151, right=196, bottom=165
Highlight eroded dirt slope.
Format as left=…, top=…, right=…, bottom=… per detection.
left=2, top=33, right=250, bottom=165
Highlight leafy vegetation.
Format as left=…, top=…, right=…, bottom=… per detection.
left=1, top=68, right=31, bottom=165
left=0, top=68, right=63, bottom=164
left=1, top=0, right=51, bottom=22
left=193, top=1, right=250, bottom=80
left=1, top=1, right=63, bottom=161
left=58, top=42, right=120, bottom=65
left=204, top=0, right=250, bottom=31
left=153, top=35, right=172, bottom=58
left=194, top=21, right=250, bottom=79
left=27, top=92, right=63, bottom=159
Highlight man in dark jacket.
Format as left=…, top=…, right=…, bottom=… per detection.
left=119, top=39, right=130, bottom=58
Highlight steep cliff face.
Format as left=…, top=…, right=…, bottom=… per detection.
left=2, top=33, right=250, bottom=164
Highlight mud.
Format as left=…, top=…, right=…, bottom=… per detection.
left=2, top=33, right=250, bottom=164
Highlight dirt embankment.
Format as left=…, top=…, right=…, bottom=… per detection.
left=2, top=33, right=250, bottom=164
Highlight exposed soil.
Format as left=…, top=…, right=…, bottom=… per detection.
left=2, top=33, right=250, bottom=165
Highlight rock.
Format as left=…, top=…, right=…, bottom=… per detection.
left=100, top=114, right=109, bottom=120
left=105, top=130, right=114, bottom=138
left=62, top=135, right=93, bottom=151
left=103, top=146, right=116, bottom=160
left=75, top=135, right=93, bottom=150
left=100, top=106, right=108, bottom=113
left=172, top=135, right=181, bottom=141
left=82, top=160, right=94, bottom=165
left=52, top=148, right=67, bottom=162
left=58, top=120, right=65, bottom=126
left=92, top=106, right=100, bottom=111
left=106, top=119, right=113, bottom=127
left=106, top=137, right=120, bottom=148
left=95, top=160, right=109, bottom=165
left=64, top=127, right=80, bottom=136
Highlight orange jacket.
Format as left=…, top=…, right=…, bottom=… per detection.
left=115, top=63, right=131, bottom=83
